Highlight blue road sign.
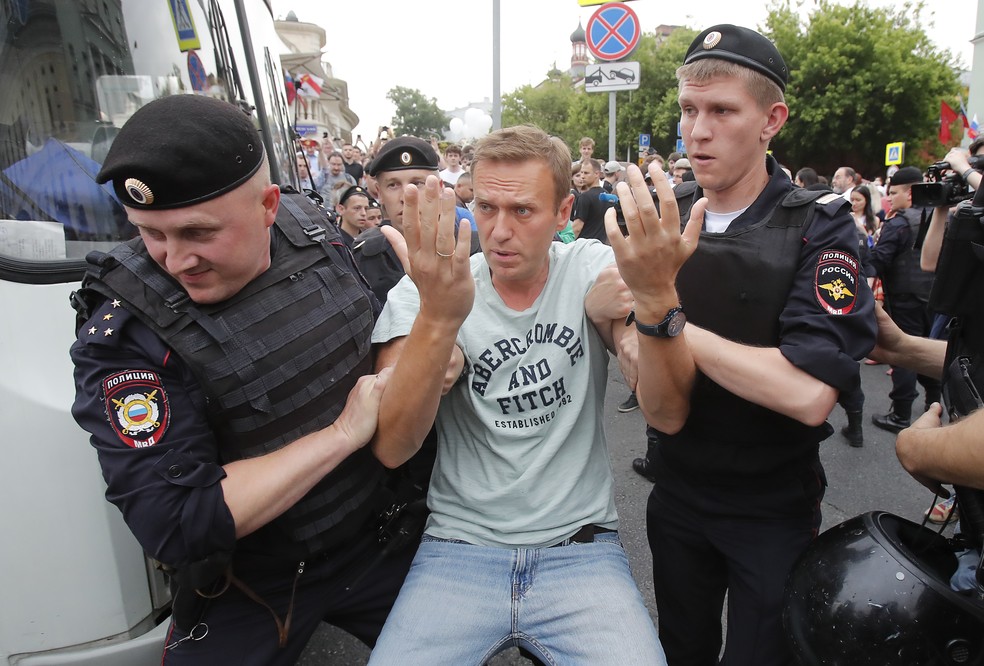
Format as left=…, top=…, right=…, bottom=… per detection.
left=586, top=3, right=641, bottom=62
left=675, top=138, right=686, bottom=154
left=639, top=133, right=650, bottom=150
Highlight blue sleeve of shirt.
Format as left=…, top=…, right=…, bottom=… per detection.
left=71, top=301, right=236, bottom=568
left=778, top=206, right=877, bottom=393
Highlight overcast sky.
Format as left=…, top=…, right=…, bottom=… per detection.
left=272, top=0, right=979, bottom=138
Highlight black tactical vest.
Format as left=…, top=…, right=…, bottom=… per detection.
left=79, top=191, right=382, bottom=556
left=884, top=207, right=935, bottom=302
left=657, top=185, right=839, bottom=479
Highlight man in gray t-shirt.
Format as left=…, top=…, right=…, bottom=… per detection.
left=366, top=126, right=664, bottom=665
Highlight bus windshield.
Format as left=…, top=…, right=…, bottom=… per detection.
left=0, top=0, right=279, bottom=279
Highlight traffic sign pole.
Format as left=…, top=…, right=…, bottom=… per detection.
left=609, top=92, right=616, bottom=161
left=584, top=2, right=641, bottom=162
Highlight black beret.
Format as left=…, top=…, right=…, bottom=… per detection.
left=96, top=95, right=264, bottom=209
left=684, top=24, right=788, bottom=92
left=366, top=136, right=439, bottom=176
left=889, top=166, right=923, bottom=186
left=338, top=185, right=371, bottom=206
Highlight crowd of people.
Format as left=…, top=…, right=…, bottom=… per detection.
left=67, top=20, right=984, bottom=666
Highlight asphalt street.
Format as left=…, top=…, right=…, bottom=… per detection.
left=298, top=357, right=945, bottom=664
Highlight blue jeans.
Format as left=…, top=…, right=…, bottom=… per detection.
left=368, top=532, right=665, bottom=665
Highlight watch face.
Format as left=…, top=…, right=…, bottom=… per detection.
left=666, top=311, right=686, bottom=337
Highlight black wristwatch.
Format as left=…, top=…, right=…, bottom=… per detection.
left=625, top=307, right=686, bottom=338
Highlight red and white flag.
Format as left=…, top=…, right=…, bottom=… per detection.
left=297, top=73, right=323, bottom=98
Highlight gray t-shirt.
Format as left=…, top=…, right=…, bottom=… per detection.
left=372, top=240, right=619, bottom=548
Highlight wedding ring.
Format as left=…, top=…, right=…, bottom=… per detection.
left=436, top=249, right=455, bottom=258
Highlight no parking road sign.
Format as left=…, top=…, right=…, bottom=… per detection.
left=586, top=2, right=641, bottom=62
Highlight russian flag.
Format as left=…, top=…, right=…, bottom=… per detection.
left=284, top=69, right=296, bottom=105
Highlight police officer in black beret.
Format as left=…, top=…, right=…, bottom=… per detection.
left=353, top=136, right=481, bottom=304
left=352, top=137, right=440, bottom=304
left=336, top=184, right=374, bottom=248
left=868, top=166, right=941, bottom=433
left=607, top=25, right=876, bottom=665
left=69, top=94, right=416, bottom=664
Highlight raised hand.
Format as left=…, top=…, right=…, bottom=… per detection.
left=604, top=162, right=705, bottom=312
left=399, top=175, right=474, bottom=325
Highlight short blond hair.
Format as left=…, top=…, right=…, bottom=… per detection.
left=676, top=59, right=784, bottom=109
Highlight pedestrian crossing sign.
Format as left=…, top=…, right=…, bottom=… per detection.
left=885, top=142, right=904, bottom=166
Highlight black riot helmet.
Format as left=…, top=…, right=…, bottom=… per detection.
left=784, top=511, right=984, bottom=665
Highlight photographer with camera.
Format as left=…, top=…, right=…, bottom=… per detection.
left=920, top=139, right=984, bottom=273
left=868, top=166, right=942, bottom=433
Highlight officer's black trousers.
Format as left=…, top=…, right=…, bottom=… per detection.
left=161, top=530, right=416, bottom=665
left=647, top=449, right=824, bottom=666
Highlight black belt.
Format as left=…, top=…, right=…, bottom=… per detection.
left=550, top=524, right=617, bottom=547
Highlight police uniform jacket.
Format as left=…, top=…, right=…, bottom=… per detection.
left=868, top=207, right=934, bottom=302
left=71, top=212, right=383, bottom=571
left=655, top=156, right=877, bottom=483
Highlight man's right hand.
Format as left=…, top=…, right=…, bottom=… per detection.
left=399, top=175, right=475, bottom=326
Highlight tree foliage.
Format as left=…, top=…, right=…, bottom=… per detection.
left=502, top=29, right=697, bottom=161
left=766, top=0, right=961, bottom=177
left=386, top=86, right=448, bottom=139
left=409, top=0, right=963, bottom=175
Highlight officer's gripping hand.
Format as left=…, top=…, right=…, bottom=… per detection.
left=585, top=263, right=633, bottom=322
left=605, top=162, right=705, bottom=310
left=896, top=402, right=949, bottom=498
left=868, top=302, right=906, bottom=365
left=333, top=367, right=393, bottom=451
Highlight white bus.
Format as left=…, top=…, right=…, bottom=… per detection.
left=0, top=1, right=298, bottom=662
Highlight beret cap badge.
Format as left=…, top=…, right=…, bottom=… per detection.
left=124, top=178, right=154, bottom=205
left=96, top=95, right=264, bottom=209
left=365, top=136, right=440, bottom=176
left=702, top=31, right=722, bottom=49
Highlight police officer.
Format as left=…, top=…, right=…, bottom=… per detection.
left=352, top=137, right=437, bottom=304
left=336, top=184, right=374, bottom=248
left=353, top=136, right=481, bottom=304
left=868, top=165, right=941, bottom=433
left=608, top=25, right=876, bottom=665
left=70, top=95, right=414, bottom=665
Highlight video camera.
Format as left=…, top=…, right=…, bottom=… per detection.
left=911, top=154, right=984, bottom=208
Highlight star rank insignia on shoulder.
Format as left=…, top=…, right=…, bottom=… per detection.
left=814, top=249, right=859, bottom=315
left=82, top=297, right=134, bottom=346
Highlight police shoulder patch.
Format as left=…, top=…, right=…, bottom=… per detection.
left=102, top=370, right=170, bottom=448
left=814, top=248, right=859, bottom=315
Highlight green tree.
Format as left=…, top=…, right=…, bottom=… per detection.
left=502, top=71, right=581, bottom=143
left=502, top=30, right=697, bottom=162
left=386, top=86, right=448, bottom=138
left=765, top=0, right=962, bottom=177
left=614, top=28, right=697, bottom=160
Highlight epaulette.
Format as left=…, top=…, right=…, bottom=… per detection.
left=77, top=297, right=136, bottom=349
left=352, top=226, right=393, bottom=258
left=815, top=192, right=850, bottom=218
left=674, top=181, right=699, bottom=201
left=780, top=189, right=849, bottom=216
